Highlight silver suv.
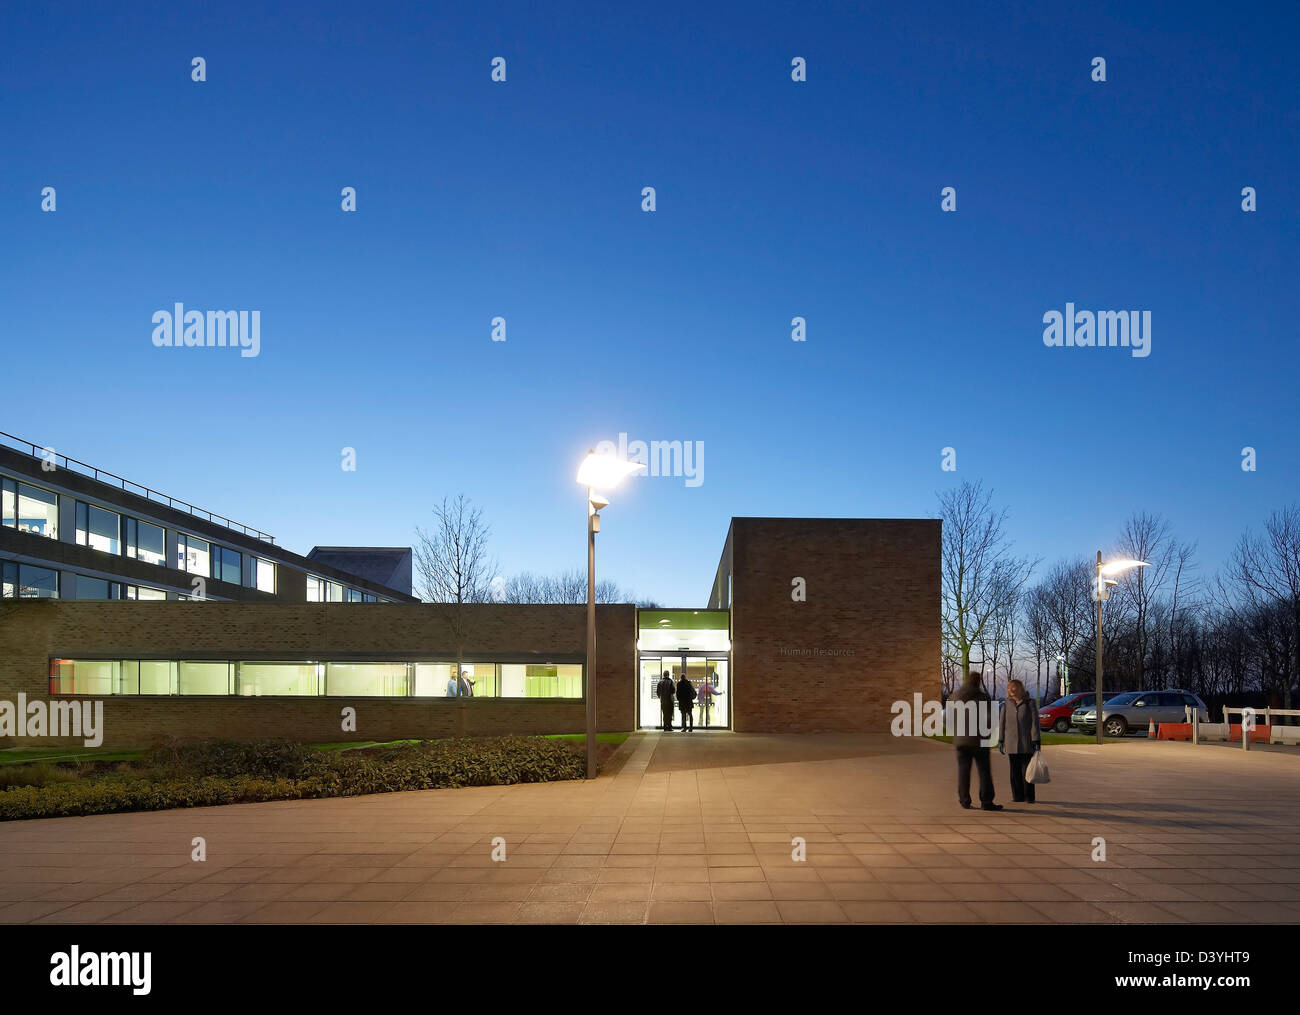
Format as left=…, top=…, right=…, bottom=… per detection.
left=1072, top=689, right=1210, bottom=737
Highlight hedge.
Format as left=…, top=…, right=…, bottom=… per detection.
left=0, top=736, right=588, bottom=821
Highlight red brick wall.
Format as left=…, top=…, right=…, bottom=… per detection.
left=0, top=601, right=635, bottom=747
left=728, top=518, right=939, bottom=733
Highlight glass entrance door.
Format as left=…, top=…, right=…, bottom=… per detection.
left=637, top=654, right=730, bottom=730
left=639, top=657, right=670, bottom=730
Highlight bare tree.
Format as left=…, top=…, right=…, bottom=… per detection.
left=414, top=495, right=499, bottom=724
left=1116, top=512, right=1197, bottom=689
left=1229, top=505, right=1300, bottom=710
left=1025, top=585, right=1052, bottom=701
left=1031, top=557, right=1094, bottom=688
left=939, top=480, right=1037, bottom=685
left=500, top=569, right=630, bottom=604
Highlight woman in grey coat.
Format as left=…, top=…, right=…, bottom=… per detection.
left=999, top=679, right=1042, bottom=803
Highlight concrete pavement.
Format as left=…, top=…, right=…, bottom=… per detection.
left=1, top=732, right=1298, bottom=924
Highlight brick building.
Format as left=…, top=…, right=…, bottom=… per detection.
left=0, top=434, right=940, bottom=747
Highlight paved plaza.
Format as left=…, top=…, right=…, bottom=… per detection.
left=1, top=732, right=1298, bottom=924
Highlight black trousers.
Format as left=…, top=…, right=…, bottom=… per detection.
left=679, top=704, right=694, bottom=730
left=1007, top=752, right=1036, bottom=802
left=955, top=745, right=995, bottom=807
left=660, top=701, right=674, bottom=731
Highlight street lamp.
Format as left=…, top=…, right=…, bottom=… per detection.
left=1093, top=553, right=1150, bottom=745
left=1055, top=653, right=1068, bottom=697
left=576, top=449, right=645, bottom=778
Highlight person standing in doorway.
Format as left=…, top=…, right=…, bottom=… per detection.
left=999, top=678, right=1040, bottom=803
left=676, top=672, right=697, bottom=732
left=657, top=670, right=676, bottom=732
left=698, top=670, right=723, bottom=727
left=953, top=671, right=1002, bottom=811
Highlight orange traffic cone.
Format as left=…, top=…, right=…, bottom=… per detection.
left=1148, top=718, right=1156, bottom=738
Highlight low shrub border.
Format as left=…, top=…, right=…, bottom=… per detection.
left=0, top=735, right=590, bottom=821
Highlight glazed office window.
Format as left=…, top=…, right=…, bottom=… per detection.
left=324, top=662, right=412, bottom=696
left=177, top=534, right=210, bottom=577
left=49, top=659, right=136, bottom=695
left=344, top=587, right=364, bottom=603
left=177, top=661, right=231, bottom=695
left=328, top=581, right=344, bottom=602
left=75, top=575, right=122, bottom=600
left=1, top=477, right=15, bottom=527
left=253, top=557, right=276, bottom=594
left=414, top=662, right=455, bottom=696
left=212, top=545, right=242, bottom=585
left=431, top=662, right=499, bottom=697
left=3, top=563, right=58, bottom=598
left=306, top=576, right=325, bottom=602
left=16, top=483, right=58, bottom=539
left=75, top=502, right=121, bottom=554
left=125, top=517, right=167, bottom=566
left=502, top=664, right=584, bottom=698
left=139, top=660, right=177, bottom=694
left=47, top=658, right=583, bottom=698
left=124, top=585, right=168, bottom=601
left=237, top=662, right=321, bottom=696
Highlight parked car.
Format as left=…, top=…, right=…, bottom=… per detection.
left=1072, top=689, right=1210, bottom=737
left=1039, top=691, right=1119, bottom=733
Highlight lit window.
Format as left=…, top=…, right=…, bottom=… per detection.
left=253, top=557, right=276, bottom=593
left=17, top=483, right=58, bottom=539
left=177, top=661, right=230, bottom=695
left=75, top=502, right=121, bottom=554
left=325, top=662, right=411, bottom=696
left=1, top=477, right=15, bottom=527
left=177, top=534, right=210, bottom=577
left=125, top=517, right=167, bottom=566
left=237, top=662, right=320, bottom=696
left=124, top=585, right=167, bottom=600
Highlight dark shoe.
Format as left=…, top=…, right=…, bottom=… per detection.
left=981, top=803, right=1004, bottom=811
left=1011, top=797, right=1025, bottom=803
left=959, top=801, right=972, bottom=809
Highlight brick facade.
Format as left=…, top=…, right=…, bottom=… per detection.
left=718, top=518, right=940, bottom=733
left=0, top=602, right=636, bottom=747
left=0, top=517, right=941, bottom=745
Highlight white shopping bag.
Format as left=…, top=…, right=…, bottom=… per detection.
left=1025, top=749, right=1050, bottom=784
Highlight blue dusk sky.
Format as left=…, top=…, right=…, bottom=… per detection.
left=2, top=0, right=1296, bottom=605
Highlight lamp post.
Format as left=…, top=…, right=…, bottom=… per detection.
left=576, top=450, right=645, bottom=779
left=1094, top=553, right=1150, bottom=745
left=1056, top=653, right=1068, bottom=697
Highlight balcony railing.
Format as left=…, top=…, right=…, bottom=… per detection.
left=0, top=430, right=276, bottom=544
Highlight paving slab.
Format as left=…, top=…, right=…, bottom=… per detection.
left=1, top=732, right=1298, bottom=924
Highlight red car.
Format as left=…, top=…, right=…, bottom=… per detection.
left=1038, top=691, right=1117, bottom=733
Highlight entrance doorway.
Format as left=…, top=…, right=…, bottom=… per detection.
left=638, top=654, right=730, bottom=730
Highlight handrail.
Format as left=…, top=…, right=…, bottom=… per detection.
left=0, top=430, right=276, bottom=544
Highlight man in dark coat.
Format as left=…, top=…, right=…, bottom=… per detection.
left=952, top=671, right=1002, bottom=811
left=676, top=673, right=697, bottom=732
left=657, top=671, right=676, bottom=732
